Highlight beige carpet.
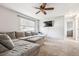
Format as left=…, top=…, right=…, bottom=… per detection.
left=37, top=39, right=79, bottom=56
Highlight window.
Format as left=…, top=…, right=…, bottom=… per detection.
left=19, top=16, right=35, bottom=31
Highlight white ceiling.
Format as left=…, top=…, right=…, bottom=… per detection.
left=0, top=3, right=79, bottom=20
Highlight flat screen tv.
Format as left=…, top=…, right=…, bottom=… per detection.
left=44, top=21, right=53, bottom=27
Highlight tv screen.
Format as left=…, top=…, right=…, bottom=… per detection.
left=44, top=21, right=53, bottom=27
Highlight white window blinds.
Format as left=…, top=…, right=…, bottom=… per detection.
left=19, top=17, right=35, bottom=31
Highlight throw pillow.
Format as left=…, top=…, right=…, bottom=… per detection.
left=0, top=34, right=14, bottom=50
left=15, top=32, right=25, bottom=38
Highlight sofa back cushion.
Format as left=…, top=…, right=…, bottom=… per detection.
left=0, top=32, right=16, bottom=39
left=15, top=32, right=25, bottom=38
left=0, top=32, right=5, bottom=34
left=31, top=32, right=38, bottom=35
left=0, top=34, right=14, bottom=50
left=25, top=32, right=32, bottom=36
left=6, top=32, right=16, bottom=39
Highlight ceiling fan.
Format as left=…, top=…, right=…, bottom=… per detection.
left=34, top=3, right=54, bottom=15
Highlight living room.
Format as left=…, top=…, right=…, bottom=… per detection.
left=0, top=3, right=79, bottom=56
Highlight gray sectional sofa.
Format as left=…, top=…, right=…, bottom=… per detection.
left=0, top=31, right=45, bottom=56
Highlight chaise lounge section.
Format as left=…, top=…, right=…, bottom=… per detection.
left=0, top=31, right=45, bottom=56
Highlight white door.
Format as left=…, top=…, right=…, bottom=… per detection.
left=64, top=16, right=76, bottom=40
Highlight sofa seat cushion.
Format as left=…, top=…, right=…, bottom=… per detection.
left=22, top=36, right=45, bottom=46
left=18, top=34, right=45, bottom=40
left=25, top=37, right=44, bottom=42
left=18, top=36, right=34, bottom=40
left=0, top=34, right=14, bottom=50
left=33, top=34, right=45, bottom=37
left=0, top=40, right=40, bottom=56
left=12, top=39, right=20, bottom=43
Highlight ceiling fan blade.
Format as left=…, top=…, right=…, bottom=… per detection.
left=40, top=9, right=46, bottom=15
left=40, top=3, right=47, bottom=9
left=35, top=11, right=40, bottom=14
left=44, top=8, right=54, bottom=10
left=34, top=7, right=40, bottom=9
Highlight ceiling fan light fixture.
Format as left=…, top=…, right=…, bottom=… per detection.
left=35, top=3, right=54, bottom=15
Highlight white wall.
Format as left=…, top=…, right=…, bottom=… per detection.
left=0, top=6, right=20, bottom=32
left=40, top=16, right=64, bottom=39
left=0, top=6, right=39, bottom=32
left=75, top=15, right=79, bottom=40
